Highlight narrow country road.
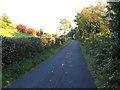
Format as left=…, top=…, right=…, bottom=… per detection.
left=6, top=40, right=96, bottom=88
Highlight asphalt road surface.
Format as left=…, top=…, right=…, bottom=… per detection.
left=6, top=40, right=96, bottom=88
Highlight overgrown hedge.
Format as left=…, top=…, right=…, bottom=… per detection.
left=2, top=37, right=68, bottom=66
left=74, top=3, right=120, bottom=88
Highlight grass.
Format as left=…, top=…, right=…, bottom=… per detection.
left=3, top=40, right=70, bottom=88
left=77, top=40, right=106, bottom=88
left=0, top=28, right=36, bottom=37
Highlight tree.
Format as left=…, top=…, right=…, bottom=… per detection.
left=0, top=13, right=11, bottom=26
left=16, top=24, right=27, bottom=33
left=74, top=2, right=111, bottom=41
left=52, top=33, right=59, bottom=38
left=106, top=2, right=120, bottom=88
left=74, top=2, right=120, bottom=88
left=44, top=32, right=49, bottom=35
left=67, top=28, right=76, bottom=39
left=59, top=18, right=73, bottom=37
left=36, top=29, right=43, bottom=36
left=27, top=28, right=36, bottom=35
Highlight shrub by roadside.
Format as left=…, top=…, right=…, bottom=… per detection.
left=2, top=36, right=70, bottom=87
left=2, top=37, right=68, bottom=66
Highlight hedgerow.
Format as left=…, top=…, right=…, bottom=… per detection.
left=74, top=2, right=120, bottom=88
left=2, top=37, right=68, bottom=66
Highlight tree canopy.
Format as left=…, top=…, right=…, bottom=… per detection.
left=59, top=18, right=73, bottom=36
left=74, top=2, right=120, bottom=88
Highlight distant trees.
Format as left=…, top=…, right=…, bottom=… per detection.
left=52, top=33, right=59, bottom=38
left=16, top=24, right=36, bottom=35
left=16, top=24, right=27, bottom=33
left=67, top=28, right=76, bottom=39
left=0, top=13, right=11, bottom=29
left=27, top=28, right=36, bottom=35
left=59, top=18, right=73, bottom=37
left=0, top=13, right=60, bottom=40
left=36, top=29, right=43, bottom=36
left=0, top=13, right=11, bottom=26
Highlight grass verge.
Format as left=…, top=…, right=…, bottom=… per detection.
left=77, top=40, right=105, bottom=88
left=3, top=40, right=70, bottom=88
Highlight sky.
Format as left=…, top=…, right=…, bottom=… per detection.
left=0, top=0, right=104, bottom=34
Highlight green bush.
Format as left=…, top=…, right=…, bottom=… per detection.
left=2, top=37, right=68, bottom=66
left=2, top=37, right=43, bottom=65
left=74, top=2, right=120, bottom=88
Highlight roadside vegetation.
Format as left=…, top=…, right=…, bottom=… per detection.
left=69, top=2, right=120, bottom=88
left=3, top=39, right=70, bottom=87
left=2, top=1, right=120, bottom=89
left=1, top=14, right=72, bottom=88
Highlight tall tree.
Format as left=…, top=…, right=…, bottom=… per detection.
left=0, top=13, right=11, bottom=26
left=59, top=18, right=73, bottom=37
left=74, top=2, right=111, bottom=41
left=67, top=28, right=76, bottom=38
left=74, top=1, right=120, bottom=88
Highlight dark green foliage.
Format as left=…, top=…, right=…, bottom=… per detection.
left=2, top=39, right=70, bottom=87
left=107, top=2, right=120, bottom=88
left=74, top=2, right=120, bottom=88
left=2, top=37, right=68, bottom=66
left=67, top=29, right=76, bottom=38
left=2, top=37, right=43, bottom=65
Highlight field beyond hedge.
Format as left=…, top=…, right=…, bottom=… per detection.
left=0, top=28, right=35, bottom=37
